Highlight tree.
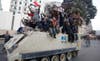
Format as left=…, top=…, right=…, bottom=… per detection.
left=62, top=0, right=97, bottom=25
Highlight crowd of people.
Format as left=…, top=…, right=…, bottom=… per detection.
left=19, top=5, right=83, bottom=43
left=0, top=8, right=83, bottom=44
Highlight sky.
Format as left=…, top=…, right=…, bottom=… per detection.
left=91, top=0, right=100, bottom=30
left=1, top=0, right=100, bottom=30
left=1, top=0, right=11, bottom=11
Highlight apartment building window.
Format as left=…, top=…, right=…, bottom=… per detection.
left=18, top=11, right=20, bottom=14
left=25, top=3, right=27, bottom=6
left=19, top=7, right=21, bottom=10
left=11, top=5, right=13, bottom=8
left=15, top=1, right=17, bottom=4
left=19, top=2, right=22, bottom=5
left=14, top=6, right=16, bottom=10
left=24, top=8, right=26, bottom=11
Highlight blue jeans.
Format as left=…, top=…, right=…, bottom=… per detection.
left=85, top=40, right=90, bottom=47
left=49, top=27, right=57, bottom=38
left=74, top=33, right=78, bottom=41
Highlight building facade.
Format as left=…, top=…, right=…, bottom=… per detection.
left=9, top=0, right=63, bottom=14
left=0, top=0, right=2, bottom=10
left=9, top=0, right=42, bottom=30
left=10, top=0, right=35, bottom=14
left=9, top=0, right=63, bottom=30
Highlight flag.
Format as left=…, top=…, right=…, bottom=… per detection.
left=28, top=13, right=34, bottom=17
left=33, top=1, right=41, bottom=7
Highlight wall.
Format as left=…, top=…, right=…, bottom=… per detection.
left=0, top=11, right=25, bottom=30
left=0, top=12, right=12, bottom=30
left=13, top=13, right=25, bottom=30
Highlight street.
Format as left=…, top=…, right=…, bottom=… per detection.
left=72, top=40, right=100, bottom=61
left=0, top=40, right=100, bottom=61
left=0, top=44, right=7, bottom=61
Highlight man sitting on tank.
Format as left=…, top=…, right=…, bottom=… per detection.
left=72, top=11, right=83, bottom=42
left=17, top=26, right=33, bottom=34
left=62, top=17, right=73, bottom=43
left=21, top=17, right=36, bottom=30
left=63, top=12, right=79, bottom=43
left=68, top=11, right=83, bottom=42
left=49, top=17, right=58, bottom=38
left=70, top=12, right=79, bottom=42
left=40, top=15, right=51, bottom=32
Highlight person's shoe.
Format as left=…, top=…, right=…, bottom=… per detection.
left=53, top=35, right=56, bottom=38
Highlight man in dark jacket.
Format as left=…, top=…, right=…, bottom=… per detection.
left=0, top=31, right=13, bottom=43
left=62, top=20, right=74, bottom=42
left=41, top=16, right=50, bottom=32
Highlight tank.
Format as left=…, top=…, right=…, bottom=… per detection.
left=4, top=1, right=83, bottom=61
left=4, top=30, right=82, bottom=61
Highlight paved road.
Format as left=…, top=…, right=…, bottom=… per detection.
left=0, top=40, right=100, bottom=61
left=71, top=40, right=100, bottom=61
left=0, top=44, right=7, bottom=61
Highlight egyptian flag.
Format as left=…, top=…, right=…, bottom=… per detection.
left=33, top=0, right=41, bottom=7
left=28, top=13, right=34, bottom=17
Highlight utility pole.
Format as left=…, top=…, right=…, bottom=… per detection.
left=11, top=11, right=15, bottom=30
left=0, top=0, right=2, bottom=11
left=10, top=0, right=18, bottom=30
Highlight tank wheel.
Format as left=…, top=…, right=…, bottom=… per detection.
left=41, top=57, right=50, bottom=61
left=60, top=54, right=66, bottom=61
left=72, top=51, right=78, bottom=57
left=66, top=52, right=72, bottom=61
left=51, top=55, right=59, bottom=61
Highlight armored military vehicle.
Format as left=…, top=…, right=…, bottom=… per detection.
left=4, top=30, right=82, bottom=61
left=4, top=0, right=97, bottom=61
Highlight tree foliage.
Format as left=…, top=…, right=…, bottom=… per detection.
left=62, top=0, right=97, bottom=25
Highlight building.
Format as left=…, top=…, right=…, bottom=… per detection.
left=9, top=0, right=38, bottom=30
left=0, top=0, right=2, bottom=10
left=0, top=12, right=13, bottom=30
left=9, top=0, right=63, bottom=30
left=10, top=0, right=35, bottom=14
left=0, top=0, right=63, bottom=30
left=10, top=0, right=42, bottom=14
left=9, top=0, right=63, bottom=14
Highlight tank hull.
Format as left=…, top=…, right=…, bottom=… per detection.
left=4, top=31, right=81, bottom=61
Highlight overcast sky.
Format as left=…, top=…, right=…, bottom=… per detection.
left=91, top=0, right=100, bottom=30
left=1, top=0, right=100, bottom=30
